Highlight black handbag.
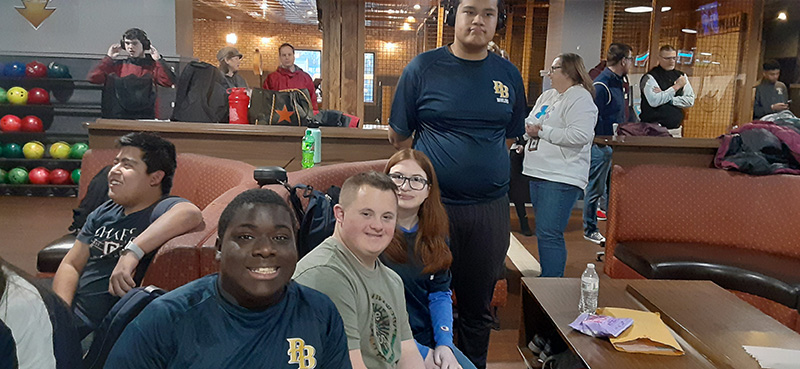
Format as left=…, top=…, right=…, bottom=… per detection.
left=249, top=88, right=314, bottom=126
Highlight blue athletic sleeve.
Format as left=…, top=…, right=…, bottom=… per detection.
left=428, top=290, right=455, bottom=350
left=149, top=197, right=190, bottom=223
left=389, top=60, right=421, bottom=138
left=321, top=301, right=354, bottom=369
left=507, top=68, right=527, bottom=138
left=415, top=339, right=430, bottom=360
left=104, top=302, right=173, bottom=368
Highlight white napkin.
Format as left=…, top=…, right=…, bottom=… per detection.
left=742, top=346, right=800, bottom=369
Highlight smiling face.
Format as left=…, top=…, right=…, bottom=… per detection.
left=108, top=146, right=163, bottom=208
left=334, top=186, right=397, bottom=265
left=279, top=45, right=295, bottom=69
left=217, top=203, right=297, bottom=310
left=388, top=159, right=429, bottom=214
left=453, top=0, right=499, bottom=53
left=123, top=38, right=145, bottom=58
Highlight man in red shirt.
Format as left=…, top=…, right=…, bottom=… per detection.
left=263, top=43, right=318, bottom=110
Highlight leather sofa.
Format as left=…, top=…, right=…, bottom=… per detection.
left=36, top=148, right=259, bottom=291
left=604, top=164, right=800, bottom=332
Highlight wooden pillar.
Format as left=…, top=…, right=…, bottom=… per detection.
left=603, top=1, right=615, bottom=57
left=437, top=4, right=445, bottom=47
left=737, top=0, right=764, bottom=124
left=647, top=0, right=662, bottom=70
left=521, top=0, right=535, bottom=95
left=319, top=0, right=364, bottom=117
left=174, top=0, right=193, bottom=58
left=504, top=6, right=514, bottom=58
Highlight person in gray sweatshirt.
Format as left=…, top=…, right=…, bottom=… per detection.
left=753, top=60, right=789, bottom=119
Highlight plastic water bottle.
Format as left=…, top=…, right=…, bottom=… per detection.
left=579, top=263, right=599, bottom=315
left=301, top=130, right=315, bottom=169
left=307, top=124, right=321, bottom=163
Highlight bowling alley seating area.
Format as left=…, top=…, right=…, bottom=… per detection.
left=604, top=164, right=800, bottom=332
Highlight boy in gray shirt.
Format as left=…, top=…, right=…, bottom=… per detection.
left=294, top=171, right=425, bottom=369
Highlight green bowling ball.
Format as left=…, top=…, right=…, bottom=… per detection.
left=0, top=87, right=7, bottom=104
left=3, top=143, right=23, bottom=158
left=69, top=142, right=89, bottom=159
left=0, top=169, right=7, bottom=184
left=8, top=167, right=28, bottom=184
left=71, top=168, right=81, bottom=185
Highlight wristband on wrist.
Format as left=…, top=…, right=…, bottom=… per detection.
left=123, top=241, right=145, bottom=260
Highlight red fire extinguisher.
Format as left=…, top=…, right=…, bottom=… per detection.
left=228, top=88, right=249, bottom=124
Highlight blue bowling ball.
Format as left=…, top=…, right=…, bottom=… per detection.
left=3, top=62, right=26, bottom=78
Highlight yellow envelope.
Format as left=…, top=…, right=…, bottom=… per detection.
left=597, top=307, right=684, bottom=356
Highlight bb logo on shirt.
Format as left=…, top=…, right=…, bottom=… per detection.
left=493, top=80, right=510, bottom=104
left=287, top=338, right=317, bottom=368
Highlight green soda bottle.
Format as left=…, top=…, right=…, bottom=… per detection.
left=301, top=129, right=315, bottom=169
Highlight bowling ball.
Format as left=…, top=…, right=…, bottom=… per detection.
left=50, top=141, right=71, bottom=159
left=52, top=80, right=75, bottom=103
left=29, top=167, right=50, bottom=185
left=0, top=169, right=7, bottom=184
left=3, top=143, right=23, bottom=158
left=20, top=116, right=44, bottom=132
left=23, top=141, right=45, bottom=159
left=47, top=62, right=72, bottom=79
left=71, top=168, right=81, bottom=185
left=25, top=61, right=47, bottom=78
left=0, top=87, right=6, bottom=104
left=69, top=142, right=89, bottom=159
left=3, top=62, right=26, bottom=78
left=8, top=167, right=29, bottom=184
left=1, top=115, right=22, bottom=132
left=27, top=88, right=50, bottom=105
left=6, top=87, right=28, bottom=105
left=50, top=168, right=71, bottom=185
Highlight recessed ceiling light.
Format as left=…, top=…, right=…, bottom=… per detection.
left=226, top=15, right=231, bottom=19
left=624, top=6, right=652, bottom=13
left=407, top=16, right=415, bottom=22
left=681, top=28, right=698, bottom=34
left=226, top=33, right=237, bottom=44
left=778, top=12, right=787, bottom=21
left=414, top=4, right=421, bottom=10
left=307, top=10, right=314, bottom=15
left=661, top=6, right=671, bottom=12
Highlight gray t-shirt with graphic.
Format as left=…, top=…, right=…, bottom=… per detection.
left=293, top=236, right=413, bottom=369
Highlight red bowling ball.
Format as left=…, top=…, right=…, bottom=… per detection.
left=25, top=61, right=48, bottom=78
left=49, top=168, right=71, bottom=185
left=1, top=114, right=22, bottom=132
left=27, top=88, right=50, bottom=105
left=21, top=115, right=44, bottom=132
left=28, top=167, right=51, bottom=185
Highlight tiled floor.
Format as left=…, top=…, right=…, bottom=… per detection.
left=0, top=198, right=605, bottom=368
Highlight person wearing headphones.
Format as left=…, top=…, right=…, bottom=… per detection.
left=388, top=1, right=526, bottom=367
left=88, top=28, right=176, bottom=119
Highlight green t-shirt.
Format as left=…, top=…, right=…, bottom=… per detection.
left=293, top=237, right=413, bottom=369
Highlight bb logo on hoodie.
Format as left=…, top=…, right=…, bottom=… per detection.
left=493, top=80, right=510, bottom=104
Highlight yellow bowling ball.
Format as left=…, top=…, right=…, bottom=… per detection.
left=49, top=141, right=71, bottom=159
left=6, top=87, right=28, bottom=105
left=23, top=141, right=45, bottom=159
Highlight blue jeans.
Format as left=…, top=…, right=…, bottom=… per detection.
left=582, top=144, right=613, bottom=235
left=529, top=179, right=582, bottom=277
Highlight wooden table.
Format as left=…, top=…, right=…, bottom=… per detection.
left=86, top=119, right=397, bottom=172
left=594, top=135, right=720, bottom=168
left=519, top=278, right=800, bottom=368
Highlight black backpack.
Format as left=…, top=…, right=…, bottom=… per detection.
left=101, top=74, right=156, bottom=119
left=82, top=286, right=166, bottom=369
left=171, top=61, right=228, bottom=123
left=287, top=184, right=340, bottom=257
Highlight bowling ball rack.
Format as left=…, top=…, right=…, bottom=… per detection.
left=0, top=132, right=83, bottom=197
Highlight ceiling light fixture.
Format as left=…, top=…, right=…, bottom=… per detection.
left=385, top=42, right=397, bottom=51
left=624, top=6, right=671, bottom=13
left=226, top=33, right=237, bottom=44
left=778, top=12, right=787, bottom=21
left=414, top=4, right=421, bottom=10
left=407, top=16, right=415, bottom=22
left=226, top=15, right=231, bottom=19
left=681, top=28, right=698, bottom=34
left=261, top=37, right=270, bottom=44
left=260, top=2, right=267, bottom=10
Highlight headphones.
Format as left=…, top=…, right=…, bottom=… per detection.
left=121, top=28, right=151, bottom=52
left=445, top=0, right=507, bottom=30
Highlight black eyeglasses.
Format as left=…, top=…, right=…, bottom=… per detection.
left=548, top=65, right=562, bottom=75
left=389, top=173, right=428, bottom=191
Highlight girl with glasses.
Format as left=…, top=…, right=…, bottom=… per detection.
left=382, top=149, right=477, bottom=369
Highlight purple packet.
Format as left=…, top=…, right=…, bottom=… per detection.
left=569, top=313, right=633, bottom=338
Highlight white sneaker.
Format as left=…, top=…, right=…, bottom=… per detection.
left=584, top=231, right=606, bottom=245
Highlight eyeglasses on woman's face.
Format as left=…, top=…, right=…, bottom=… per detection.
left=388, top=173, right=428, bottom=191
left=548, top=65, right=562, bottom=75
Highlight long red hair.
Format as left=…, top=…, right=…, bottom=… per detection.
left=383, top=149, right=452, bottom=274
